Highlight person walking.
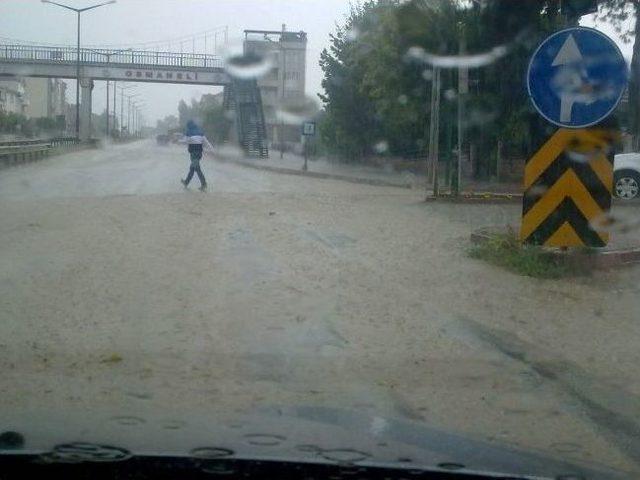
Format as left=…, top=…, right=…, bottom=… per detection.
left=181, top=120, right=214, bottom=191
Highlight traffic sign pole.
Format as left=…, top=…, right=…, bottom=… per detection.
left=522, top=27, right=627, bottom=248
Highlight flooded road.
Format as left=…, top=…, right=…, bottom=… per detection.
left=1, top=141, right=640, bottom=476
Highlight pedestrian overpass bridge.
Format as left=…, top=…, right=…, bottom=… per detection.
left=0, top=44, right=268, bottom=157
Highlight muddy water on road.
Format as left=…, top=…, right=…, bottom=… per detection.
left=1, top=143, right=639, bottom=476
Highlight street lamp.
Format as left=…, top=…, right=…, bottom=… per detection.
left=125, top=93, right=140, bottom=136
left=117, top=84, right=135, bottom=135
left=41, top=0, right=116, bottom=139
left=132, top=102, right=145, bottom=136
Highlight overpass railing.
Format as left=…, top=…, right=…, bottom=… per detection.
left=0, top=44, right=223, bottom=69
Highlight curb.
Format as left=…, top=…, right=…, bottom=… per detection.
left=470, top=226, right=640, bottom=270
left=427, top=193, right=522, bottom=203
left=212, top=154, right=413, bottom=189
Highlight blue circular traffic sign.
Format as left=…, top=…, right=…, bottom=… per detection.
left=527, top=27, right=628, bottom=128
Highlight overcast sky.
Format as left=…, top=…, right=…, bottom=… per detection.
left=0, top=0, right=353, bottom=124
left=0, top=1, right=634, bottom=126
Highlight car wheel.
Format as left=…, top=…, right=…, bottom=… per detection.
left=614, top=170, right=640, bottom=200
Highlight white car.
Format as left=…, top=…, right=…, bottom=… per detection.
left=614, top=152, right=640, bottom=199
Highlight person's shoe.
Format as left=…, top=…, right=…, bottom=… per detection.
left=199, top=184, right=207, bottom=192
left=181, top=179, right=188, bottom=187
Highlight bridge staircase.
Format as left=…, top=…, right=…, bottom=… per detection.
left=223, top=79, right=268, bottom=158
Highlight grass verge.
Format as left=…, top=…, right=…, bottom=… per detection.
left=468, top=229, right=584, bottom=279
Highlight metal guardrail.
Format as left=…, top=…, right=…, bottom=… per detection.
left=0, top=137, right=89, bottom=167
left=0, top=137, right=79, bottom=148
left=0, top=44, right=223, bottom=69
left=0, top=142, right=51, bottom=165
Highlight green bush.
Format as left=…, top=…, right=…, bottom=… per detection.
left=468, top=229, right=575, bottom=279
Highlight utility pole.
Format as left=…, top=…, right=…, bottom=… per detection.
left=456, top=24, right=468, bottom=196
left=117, top=85, right=135, bottom=136
left=112, top=81, right=117, bottom=135
left=427, top=67, right=441, bottom=197
left=120, top=89, right=124, bottom=135
left=126, top=94, right=140, bottom=135
left=105, top=80, right=109, bottom=137
left=280, top=28, right=286, bottom=159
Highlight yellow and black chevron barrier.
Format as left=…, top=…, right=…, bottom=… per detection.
left=521, top=128, right=616, bottom=248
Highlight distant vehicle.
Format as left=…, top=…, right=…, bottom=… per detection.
left=614, top=152, right=640, bottom=199
left=156, top=134, right=169, bottom=145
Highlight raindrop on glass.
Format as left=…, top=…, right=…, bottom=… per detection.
left=528, top=184, right=549, bottom=196
left=276, top=95, right=320, bottom=125
left=199, top=460, right=236, bottom=475
left=224, top=52, right=273, bottom=80
left=243, top=433, right=286, bottom=446
left=320, top=448, right=371, bottom=464
left=161, top=420, right=186, bottom=430
left=589, top=211, right=640, bottom=234
left=374, top=141, right=389, bottom=154
left=191, top=447, right=235, bottom=459
left=110, top=416, right=145, bottom=426
left=345, top=26, right=359, bottom=42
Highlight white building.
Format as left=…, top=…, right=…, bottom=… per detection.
left=23, top=78, right=67, bottom=119
left=0, top=79, right=27, bottom=115
left=243, top=26, right=307, bottom=148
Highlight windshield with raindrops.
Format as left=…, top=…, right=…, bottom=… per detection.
left=0, top=1, right=639, bottom=479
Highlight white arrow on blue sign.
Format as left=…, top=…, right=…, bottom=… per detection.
left=527, top=27, right=628, bottom=129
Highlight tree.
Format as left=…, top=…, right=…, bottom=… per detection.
left=595, top=1, right=640, bottom=148
left=318, top=0, right=569, bottom=179
left=318, top=1, right=387, bottom=160
left=173, top=93, right=231, bottom=143
left=156, top=114, right=179, bottom=133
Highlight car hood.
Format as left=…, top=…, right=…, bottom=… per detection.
left=0, top=405, right=630, bottom=479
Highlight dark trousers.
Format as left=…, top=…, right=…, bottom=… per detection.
left=185, top=152, right=206, bottom=186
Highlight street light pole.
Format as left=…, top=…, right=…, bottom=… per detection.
left=106, top=79, right=109, bottom=137
left=113, top=81, right=117, bottom=134
left=117, top=85, right=135, bottom=136
left=126, top=93, right=140, bottom=135
left=131, top=103, right=145, bottom=137
left=41, top=0, right=116, bottom=139
left=76, top=10, right=80, bottom=137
